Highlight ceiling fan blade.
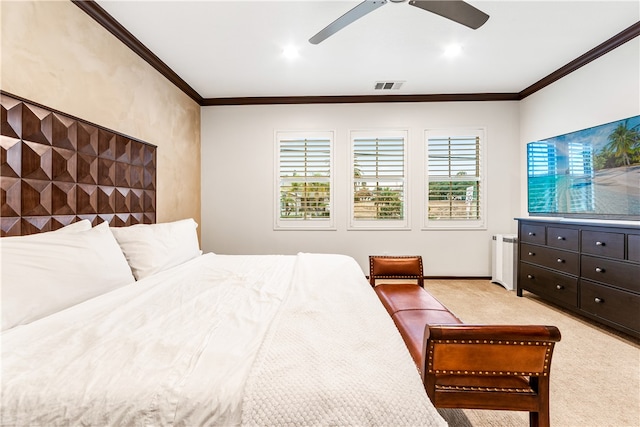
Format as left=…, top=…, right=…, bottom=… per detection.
left=309, top=0, right=387, bottom=45
left=409, top=0, right=489, bottom=29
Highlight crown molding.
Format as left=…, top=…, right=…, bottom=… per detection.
left=74, top=1, right=639, bottom=106
left=201, top=93, right=521, bottom=106
left=518, top=21, right=640, bottom=99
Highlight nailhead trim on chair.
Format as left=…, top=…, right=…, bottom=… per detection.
left=426, top=339, right=554, bottom=376
left=374, top=275, right=422, bottom=279
left=435, top=384, right=534, bottom=393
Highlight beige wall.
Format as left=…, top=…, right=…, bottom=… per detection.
left=1, top=1, right=201, bottom=228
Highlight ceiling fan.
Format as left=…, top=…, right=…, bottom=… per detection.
left=309, top=0, right=490, bottom=45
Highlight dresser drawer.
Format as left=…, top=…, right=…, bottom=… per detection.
left=520, top=243, right=579, bottom=275
left=580, top=280, right=640, bottom=332
left=580, top=255, right=640, bottom=293
left=628, top=234, right=640, bottom=263
left=520, top=223, right=545, bottom=245
left=519, top=263, right=578, bottom=307
left=581, top=230, right=624, bottom=259
left=547, top=227, right=579, bottom=251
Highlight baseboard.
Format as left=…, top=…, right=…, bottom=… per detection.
left=367, top=276, right=492, bottom=281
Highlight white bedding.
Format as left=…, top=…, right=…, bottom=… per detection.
left=1, top=253, right=446, bottom=426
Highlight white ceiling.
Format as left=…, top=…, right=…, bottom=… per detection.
left=95, top=1, right=640, bottom=99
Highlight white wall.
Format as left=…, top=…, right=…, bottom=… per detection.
left=519, top=38, right=640, bottom=216
left=201, top=38, right=639, bottom=276
left=201, top=101, right=520, bottom=275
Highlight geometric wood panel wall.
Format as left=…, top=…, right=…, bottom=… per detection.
left=1, top=92, right=156, bottom=236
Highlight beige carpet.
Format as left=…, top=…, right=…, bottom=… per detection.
left=424, top=279, right=640, bottom=427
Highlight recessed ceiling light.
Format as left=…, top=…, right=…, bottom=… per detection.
left=443, top=43, right=462, bottom=58
left=282, top=45, right=299, bottom=60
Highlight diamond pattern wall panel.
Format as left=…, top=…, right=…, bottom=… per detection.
left=0, top=93, right=157, bottom=236
left=1, top=177, right=20, bottom=217
left=52, top=147, right=77, bottom=182
left=50, top=114, right=77, bottom=151
left=97, top=158, right=115, bottom=186
left=77, top=183, right=98, bottom=215
left=20, top=103, right=54, bottom=146
left=51, top=182, right=76, bottom=215
left=22, top=141, right=52, bottom=181
left=78, top=153, right=98, bottom=185
left=77, top=122, right=98, bottom=156
left=22, top=179, right=52, bottom=216
left=1, top=97, right=22, bottom=139
left=22, top=216, right=52, bottom=234
left=1, top=136, right=21, bottom=178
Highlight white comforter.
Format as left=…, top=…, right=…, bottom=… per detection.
left=1, top=253, right=446, bottom=426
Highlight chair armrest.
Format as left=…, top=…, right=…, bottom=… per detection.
left=422, top=324, right=561, bottom=380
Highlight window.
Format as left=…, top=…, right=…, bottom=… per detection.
left=275, top=131, right=334, bottom=230
left=350, top=130, right=408, bottom=229
left=425, top=129, right=485, bottom=229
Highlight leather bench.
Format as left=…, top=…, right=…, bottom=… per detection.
left=370, top=256, right=561, bottom=427
left=375, top=283, right=462, bottom=367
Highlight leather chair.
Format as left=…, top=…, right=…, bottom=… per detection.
left=369, top=255, right=424, bottom=288
left=423, top=324, right=562, bottom=427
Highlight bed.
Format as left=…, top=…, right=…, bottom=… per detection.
left=1, top=92, right=447, bottom=425
left=1, top=218, right=447, bottom=426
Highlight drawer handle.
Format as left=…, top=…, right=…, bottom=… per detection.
left=595, top=267, right=605, bottom=273
left=556, top=284, right=564, bottom=290
left=528, top=232, right=535, bottom=236
left=557, top=236, right=564, bottom=240
left=528, top=252, right=535, bottom=256
left=527, top=274, right=534, bottom=279
left=556, top=258, right=564, bottom=263
left=594, top=297, right=604, bottom=304
left=595, top=241, right=605, bottom=246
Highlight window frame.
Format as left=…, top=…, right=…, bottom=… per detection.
left=274, top=130, right=335, bottom=230
left=349, top=129, right=409, bottom=230
left=423, top=128, right=487, bottom=230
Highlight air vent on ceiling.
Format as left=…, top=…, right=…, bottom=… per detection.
left=374, top=81, right=404, bottom=90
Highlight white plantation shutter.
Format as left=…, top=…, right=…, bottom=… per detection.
left=425, top=129, right=485, bottom=229
left=276, top=132, right=333, bottom=229
left=351, top=131, right=408, bottom=229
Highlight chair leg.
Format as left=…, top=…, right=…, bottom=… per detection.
left=530, top=410, right=550, bottom=427
left=533, top=376, right=551, bottom=427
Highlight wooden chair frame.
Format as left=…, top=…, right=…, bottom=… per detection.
left=423, top=324, right=561, bottom=427
left=369, top=255, right=424, bottom=288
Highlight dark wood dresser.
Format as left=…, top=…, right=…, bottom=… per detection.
left=516, top=218, right=640, bottom=338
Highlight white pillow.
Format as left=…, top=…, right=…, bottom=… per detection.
left=110, top=218, right=201, bottom=280
left=0, top=221, right=135, bottom=331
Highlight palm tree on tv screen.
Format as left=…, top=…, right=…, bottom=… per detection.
left=604, top=119, right=640, bottom=167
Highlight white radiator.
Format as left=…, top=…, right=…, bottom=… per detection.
left=491, top=234, right=518, bottom=291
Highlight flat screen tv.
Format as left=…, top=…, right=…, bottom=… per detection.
left=527, top=115, right=640, bottom=220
